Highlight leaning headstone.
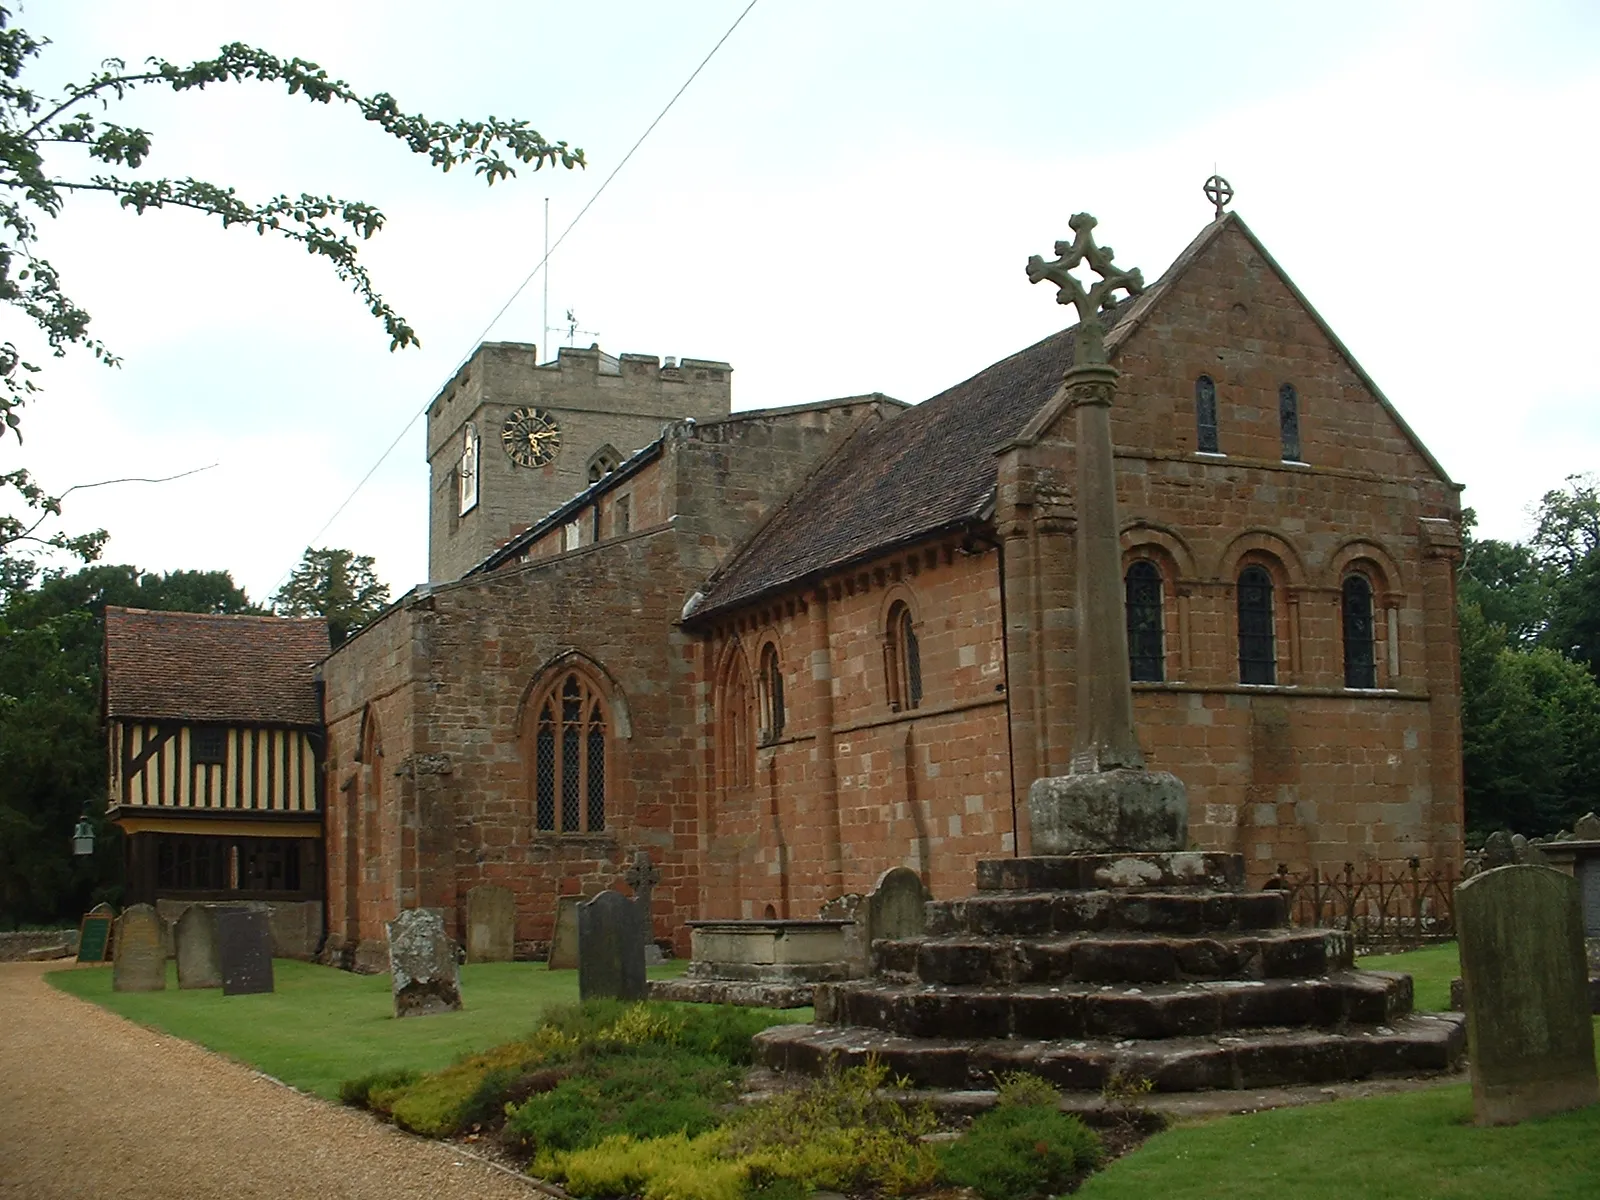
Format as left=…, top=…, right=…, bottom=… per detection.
left=217, top=908, right=275, bottom=995
left=578, top=890, right=646, bottom=1001
left=387, top=908, right=463, bottom=1017
left=466, top=884, right=516, bottom=963
left=175, top=905, right=222, bottom=989
left=111, top=904, right=165, bottom=992
left=864, top=867, right=931, bottom=946
left=547, top=895, right=581, bottom=970
left=1457, top=864, right=1599, bottom=1124
left=1574, top=812, right=1600, bottom=841
left=1481, top=830, right=1515, bottom=868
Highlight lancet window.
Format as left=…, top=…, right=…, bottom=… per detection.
left=1342, top=573, right=1378, bottom=689
left=1279, top=383, right=1301, bottom=462
left=886, top=601, right=923, bottom=712
left=1125, top=560, right=1165, bottom=683
left=757, top=643, right=785, bottom=744
left=1237, top=566, right=1277, bottom=685
left=1195, top=375, right=1220, bottom=453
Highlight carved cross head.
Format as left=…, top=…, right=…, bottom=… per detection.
left=1026, top=212, right=1144, bottom=364
left=623, top=850, right=661, bottom=898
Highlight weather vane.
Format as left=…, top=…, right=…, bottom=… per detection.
left=1204, top=174, right=1233, bottom=220
left=1025, top=213, right=1143, bottom=365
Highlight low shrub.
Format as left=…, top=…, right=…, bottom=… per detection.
left=504, top=1046, right=738, bottom=1154
left=994, top=1070, right=1061, bottom=1109
left=339, top=1067, right=419, bottom=1109
left=939, top=1103, right=1103, bottom=1200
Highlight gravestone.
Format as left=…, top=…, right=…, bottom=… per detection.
left=466, top=884, right=515, bottom=963
left=387, top=908, right=463, bottom=1017
left=863, top=867, right=931, bottom=946
left=578, top=890, right=646, bottom=1001
left=112, top=904, right=165, bottom=992
left=1482, top=830, right=1515, bottom=869
left=1574, top=812, right=1600, bottom=841
left=217, top=907, right=275, bottom=995
left=1457, top=864, right=1599, bottom=1124
left=175, top=905, right=222, bottom=989
left=547, top=895, right=581, bottom=970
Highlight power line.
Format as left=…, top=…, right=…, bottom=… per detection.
left=283, top=0, right=762, bottom=582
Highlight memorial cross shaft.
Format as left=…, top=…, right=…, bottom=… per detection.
left=1027, top=213, right=1146, bottom=773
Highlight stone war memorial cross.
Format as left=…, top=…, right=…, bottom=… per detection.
left=1024, top=213, right=1188, bottom=852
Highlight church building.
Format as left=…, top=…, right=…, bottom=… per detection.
left=319, top=205, right=1464, bottom=968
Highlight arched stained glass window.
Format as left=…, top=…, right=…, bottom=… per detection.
left=1237, top=566, right=1276, bottom=685
left=533, top=672, right=607, bottom=832
left=1196, top=375, right=1220, bottom=453
left=886, top=602, right=922, bottom=711
left=758, top=643, right=785, bottom=744
left=1279, top=383, right=1301, bottom=462
left=1125, top=560, right=1164, bottom=682
left=1342, top=574, right=1377, bottom=689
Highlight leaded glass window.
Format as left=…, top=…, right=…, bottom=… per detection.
left=1279, top=382, right=1301, bottom=462
left=1237, top=566, right=1276, bottom=685
left=532, top=671, right=608, bottom=832
left=1196, top=375, right=1219, bottom=453
left=887, top=602, right=922, bottom=711
left=1342, top=574, right=1377, bottom=688
left=1125, top=560, right=1164, bottom=682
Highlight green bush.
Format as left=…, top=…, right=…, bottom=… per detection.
left=994, top=1070, right=1061, bottom=1109
left=940, top=1104, right=1103, bottom=1200
left=504, top=1047, right=738, bottom=1154
left=669, top=1004, right=790, bottom=1065
left=339, top=1067, right=419, bottom=1109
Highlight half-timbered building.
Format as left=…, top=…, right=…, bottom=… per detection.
left=103, top=607, right=330, bottom=955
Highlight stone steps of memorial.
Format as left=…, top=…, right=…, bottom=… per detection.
left=926, top=888, right=1291, bottom=938
left=974, top=852, right=1247, bottom=893
left=813, top=970, right=1414, bottom=1041
left=751, top=1009, right=1467, bottom=1093
left=874, top=928, right=1350, bottom=986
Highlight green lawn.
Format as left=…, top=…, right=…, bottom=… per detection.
left=1081, top=943, right=1600, bottom=1199
left=48, top=957, right=689, bottom=1100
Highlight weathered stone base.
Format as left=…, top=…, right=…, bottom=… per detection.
left=648, top=978, right=816, bottom=1008
left=1451, top=974, right=1600, bottom=1014
left=1028, top=770, right=1188, bottom=855
left=753, top=1012, right=1466, bottom=1092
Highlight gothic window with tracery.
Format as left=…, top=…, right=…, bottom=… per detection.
left=1279, top=383, right=1301, bottom=462
left=1196, top=375, right=1220, bottom=453
left=757, top=643, right=785, bottom=744
left=1237, top=566, right=1277, bottom=685
left=533, top=672, right=608, bottom=833
left=1125, top=560, right=1164, bottom=683
left=886, top=601, right=922, bottom=712
left=1342, top=573, right=1378, bottom=689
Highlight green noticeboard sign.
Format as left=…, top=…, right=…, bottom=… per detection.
left=77, top=912, right=114, bottom=963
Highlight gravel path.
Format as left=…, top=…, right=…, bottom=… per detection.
left=0, top=962, right=541, bottom=1199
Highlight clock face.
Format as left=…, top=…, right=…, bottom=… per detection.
left=501, top=406, right=562, bottom=467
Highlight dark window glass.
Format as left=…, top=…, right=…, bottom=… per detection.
left=1125, top=560, right=1165, bottom=682
left=587, top=704, right=606, bottom=832
left=902, top=609, right=923, bottom=709
left=154, top=835, right=233, bottom=891
left=561, top=723, right=581, bottom=832
left=759, top=645, right=785, bottom=742
left=1196, top=375, right=1219, bottom=453
left=536, top=701, right=556, bottom=831
left=1279, top=383, right=1301, bottom=461
left=192, top=727, right=227, bottom=764
left=1238, top=566, right=1276, bottom=685
left=1343, top=574, right=1377, bottom=688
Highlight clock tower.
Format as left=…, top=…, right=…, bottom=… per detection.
left=425, top=341, right=733, bottom=583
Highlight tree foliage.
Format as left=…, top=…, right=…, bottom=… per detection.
left=271, top=546, right=389, bottom=647
left=1459, top=476, right=1600, bottom=839
left=0, top=563, right=257, bottom=926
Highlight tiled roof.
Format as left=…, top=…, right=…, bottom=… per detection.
left=693, top=299, right=1147, bottom=619
left=104, top=607, right=329, bottom=727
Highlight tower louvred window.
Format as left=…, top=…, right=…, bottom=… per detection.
left=532, top=671, right=608, bottom=832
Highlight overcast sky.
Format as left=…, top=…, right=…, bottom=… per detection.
left=7, top=0, right=1599, bottom=602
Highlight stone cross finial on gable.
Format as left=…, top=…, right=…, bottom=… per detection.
left=1025, top=213, right=1144, bottom=365
left=623, top=850, right=661, bottom=905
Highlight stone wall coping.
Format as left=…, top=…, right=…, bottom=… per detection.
left=686, top=919, right=854, bottom=931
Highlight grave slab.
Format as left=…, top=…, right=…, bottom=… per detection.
left=387, top=908, right=463, bottom=1017
left=1457, top=864, right=1599, bottom=1124
left=548, top=895, right=581, bottom=969
left=112, top=904, right=165, bottom=993
left=466, top=884, right=515, bottom=963
left=217, top=908, right=275, bottom=996
left=175, top=905, right=222, bottom=990
left=578, top=890, right=646, bottom=1001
